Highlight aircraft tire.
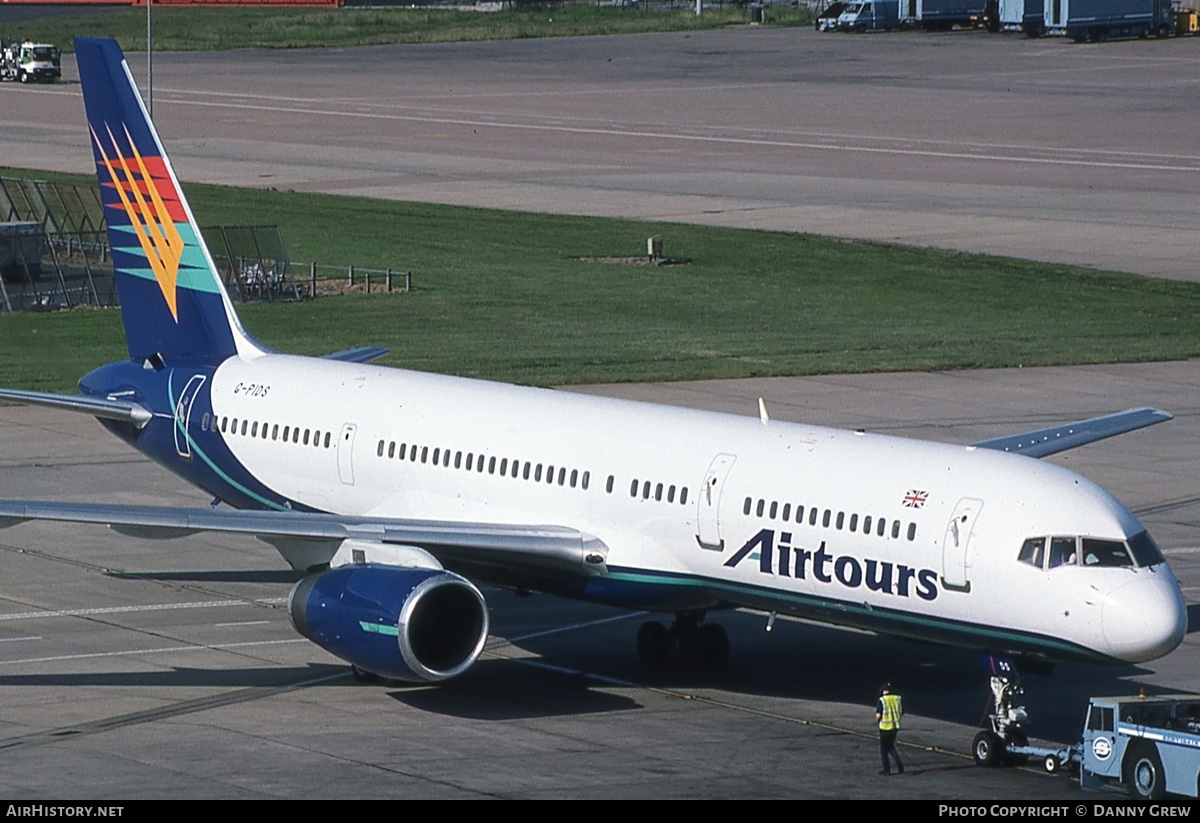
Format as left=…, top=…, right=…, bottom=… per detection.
left=1044, top=754, right=1060, bottom=774
left=972, top=730, right=1003, bottom=767
left=637, top=620, right=669, bottom=665
left=698, top=623, right=730, bottom=669
left=1124, top=742, right=1166, bottom=800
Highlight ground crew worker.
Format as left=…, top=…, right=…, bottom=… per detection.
left=876, top=683, right=904, bottom=775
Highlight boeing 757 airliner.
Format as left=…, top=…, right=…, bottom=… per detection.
left=0, top=39, right=1187, bottom=686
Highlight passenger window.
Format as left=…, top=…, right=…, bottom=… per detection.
left=849, top=514, right=858, bottom=532
left=782, top=503, right=791, bottom=521
left=836, top=512, right=844, bottom=530
left=769, top=501, right=778, bottom=519
left=324, top=432, right=331, bottom=448
left=582, top=471, right=590, bottom=490
left=606, top=475, right=614, bottom=493
left=559, top=468, right=567, bottom=486
left=271, top=424, right=278, bottom=441
left=823, top=510, right=831, bottom=528
left=907, top=523, right=916, bottom=541
left=877, top=518, right=885, bottom=537
left=668, top=485, right=676, bottom=503
left=571, top=470, right=579, bottom=488
left=810, top=508, right=818, bottom=526
left=680, top=487, right=688, bottom=505
left=744, top=498, right=752, bottom=516
left=863, top=515, right=871, bottom=534
left=1018, top=537, right=1045, bottom=569
left=377, top=440, right=385, bottom=457
left=630, top=479, right=638, bottom=497
left=891, top=521, right=899, bottom=539
left=757, top=500, right=765, bottom=517
left=1048, top=537, right=1078, bottom=568
left=655, top=483, right=663, bottom=501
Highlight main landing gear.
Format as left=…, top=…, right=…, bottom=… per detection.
left=636, top=612, right=729, bottom=669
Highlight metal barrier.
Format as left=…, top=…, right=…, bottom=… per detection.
left=0, top=178, right=409, bottom=313
left=305, top=263, right=412, bottom=297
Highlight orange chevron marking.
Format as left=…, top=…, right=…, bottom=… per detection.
left=92, top=124, right=185, bottom=321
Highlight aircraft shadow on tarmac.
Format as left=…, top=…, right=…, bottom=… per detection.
left=486, top=604, right=1165, bottom=743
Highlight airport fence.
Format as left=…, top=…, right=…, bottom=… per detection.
left=0, top=178, right=410, bottom=313
left=0, top=177, right=116, bottom=313
left=305, top=263, right=412, bottom=297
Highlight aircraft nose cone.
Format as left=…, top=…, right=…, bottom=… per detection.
left=1101, top=575, right=1187, bottom=663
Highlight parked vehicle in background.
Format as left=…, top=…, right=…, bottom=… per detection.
left=916, top=0, right=987, bottom=30
left=1044, top=0, right=1173, bottom=41
left=837, top=0, right=906, bottom=31
left=816, top=2, right=851, bottom=30
left=0, top=40, right=61, bottom=83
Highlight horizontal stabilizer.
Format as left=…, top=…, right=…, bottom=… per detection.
left=0, top=388, right=153, bottom=427
left=0, top=500, right=608, bottom=577
left=321, top=347, right=389, bottom=364
left=972, top=407, right=1172, bottom=458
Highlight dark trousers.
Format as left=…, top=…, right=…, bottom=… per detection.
left=880, top=728, right=902, bottom=773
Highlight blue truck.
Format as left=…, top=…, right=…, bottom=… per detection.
left=836, top=0, right=906, bottom=31
left=974, top=688, right=1200, bottom=800
left=1045, top=0, right=1174, bottom=41
left=917, top=0, right=987, bottom=30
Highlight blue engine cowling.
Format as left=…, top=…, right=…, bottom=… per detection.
left=288, top=564, right=490, bottom=682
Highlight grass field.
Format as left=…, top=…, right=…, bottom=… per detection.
left=5, top=167, right=1200, bottom=394
left=10, top=5, right=813, bottom=53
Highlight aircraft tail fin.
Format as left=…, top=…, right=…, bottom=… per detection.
left=75, top=37, right=266, bottom=363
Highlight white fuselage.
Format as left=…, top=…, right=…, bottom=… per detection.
left=199, top=353, right=1186, bottom=664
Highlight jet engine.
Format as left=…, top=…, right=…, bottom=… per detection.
left=288, top=563, right=490, bottom=682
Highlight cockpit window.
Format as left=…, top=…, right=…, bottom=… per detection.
left=1020, top=532, right=1163, bottom=571
left=1048, top=536, right=1077, bottom=569
left=1081, top=538, right=1133, bottom=567
left=1127, top=531, right=1166, bottom=568
left=1018, top=537, right=1045, bottom=568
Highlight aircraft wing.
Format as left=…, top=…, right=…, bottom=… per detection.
left=0, top=500, right=608, bottom=578
left=971, top=407, right=1172, bottom=458
left=0, top=388, right=153, bottom=427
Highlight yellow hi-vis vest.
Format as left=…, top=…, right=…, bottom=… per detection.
left=879, top=694, right=902, bottom=731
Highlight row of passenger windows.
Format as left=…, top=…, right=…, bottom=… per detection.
left=202, top=413, right=332, bottom=449
left=744, top=496, right=917, bottom=542
left=629, top=478, right=689, bottom=506
left=375, top=439, right=592, bottom=490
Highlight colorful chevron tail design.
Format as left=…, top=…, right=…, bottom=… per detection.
left=76, top=37, right=264, bottom=363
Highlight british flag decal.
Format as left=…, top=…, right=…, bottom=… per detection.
left=902, top=489, right=928, bottom=508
